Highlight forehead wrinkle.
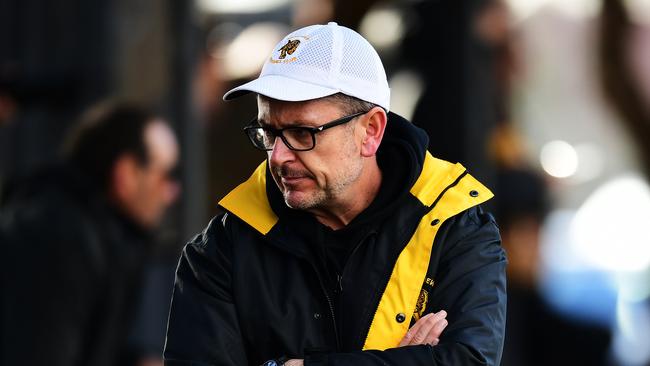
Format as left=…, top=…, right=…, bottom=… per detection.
left=260, top=111, right=323, bottom=129
left=258, top=95, right=348, bottom=129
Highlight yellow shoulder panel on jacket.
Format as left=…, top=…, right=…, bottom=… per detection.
left=218, top=161, right=278, bottom=235
left=410, top=151, right=468, bottom=206
left=363, top=154, right=493, bottom=350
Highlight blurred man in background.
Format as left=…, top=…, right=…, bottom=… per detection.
left=0, top=101, right=179, bottom=366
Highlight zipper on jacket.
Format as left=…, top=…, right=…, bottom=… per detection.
left=268, top=235, right=342, bottom=351
left=336, top=274, right=343, bottom=294
left=315, top=267, right=341, bottom=351
left=337, top=230, right=377, bottom=294
left=267, top=236, right=341, bottom=351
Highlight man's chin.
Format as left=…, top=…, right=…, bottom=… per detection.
left=283, top=191, right=321, bottom=211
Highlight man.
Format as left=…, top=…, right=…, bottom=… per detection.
left=164, top=22, right=506, bottom=366
left=0, top=101, right=180, bottom=366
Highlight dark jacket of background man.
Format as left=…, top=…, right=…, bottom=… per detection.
left=0, top=102, right=179, bottom=366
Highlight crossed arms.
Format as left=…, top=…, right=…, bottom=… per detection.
left=164, top=206, right=507, bottom=366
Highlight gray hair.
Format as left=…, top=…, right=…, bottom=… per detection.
left=324, top=93, right=380, bottom=115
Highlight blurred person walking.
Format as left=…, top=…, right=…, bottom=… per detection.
left=488, top=126, right=612, bottom=366
left=164, top=22, right=506, bottom=366
left=495, top=166, right=612, bottom=366
left=0, top=101, right=180, bottom=366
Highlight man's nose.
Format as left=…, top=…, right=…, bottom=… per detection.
left=268, top=137, right=295, bottom=165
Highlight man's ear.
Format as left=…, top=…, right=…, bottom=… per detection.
left=111, top=154, right=140, bottom=202
left=360, top=107, right=387, bottom=157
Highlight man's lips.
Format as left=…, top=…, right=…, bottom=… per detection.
left=273, top=166, right=314, bottom=187
left=280, top=175, right=310, bottom=184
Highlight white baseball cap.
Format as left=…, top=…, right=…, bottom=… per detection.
left=223, top=22, right=391, bottom=112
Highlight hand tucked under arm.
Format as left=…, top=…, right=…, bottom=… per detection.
left=399, top=310, right=448, bottom=347
left=288, top=310, right=447, bottom=366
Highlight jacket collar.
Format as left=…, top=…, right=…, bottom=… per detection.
left=218, top=160, right=278, bottom=235
left=218, top=151, right=490, bottom=236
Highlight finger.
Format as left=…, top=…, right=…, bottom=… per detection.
left=399, top=311, right=448, bottom=346
left=433, top=310, right=447, bottom=321
left=425, top=318, right=448, bottom=345
left=432, top=318, right=448, bottom=336
left=415, top=318, right=448, bottom=346
left=421, top=310, right=448, bottom=326
left=410, top=313, right=444, bottom=345
left=399, top=312, right=436, bottom=346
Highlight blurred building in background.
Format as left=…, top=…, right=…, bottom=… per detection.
left=1, top=0, right=649, bottom=364
left=504, top=0, right=650, bottom=365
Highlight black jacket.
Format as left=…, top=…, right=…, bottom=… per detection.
left=0, top=164, right=149, bottom=366
left=164, top=113, right=506, bottom=366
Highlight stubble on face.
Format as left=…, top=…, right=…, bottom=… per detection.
left=273, top=127, right=363, bottom=211
left=260, top=95, right=366, bottom=213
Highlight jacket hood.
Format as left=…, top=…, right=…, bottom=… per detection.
left=380, top=111, right=429, bottom=187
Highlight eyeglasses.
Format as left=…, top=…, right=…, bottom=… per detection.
left=243, top=111, right=367, bottom=152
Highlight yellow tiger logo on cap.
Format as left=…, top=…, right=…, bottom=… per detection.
left=278, top=39, right=300, bottom=59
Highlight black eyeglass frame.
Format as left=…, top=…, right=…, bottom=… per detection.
left=243, top=111, right=368, bottom=152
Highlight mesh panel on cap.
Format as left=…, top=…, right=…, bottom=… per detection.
left=340, top=30, right=380, bottom=83
left=292, top=28, right=333, bottom=72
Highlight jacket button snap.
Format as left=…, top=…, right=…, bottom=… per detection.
left=469, top=190, right=479, bottom=197
left=430, top=219, right=440, bottom=226
left=314, top=313, right=321, bottom=320
left=396, top=313, right=406, bottom=323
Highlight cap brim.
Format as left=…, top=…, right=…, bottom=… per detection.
left=223, top=75, right=340, bottom=102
